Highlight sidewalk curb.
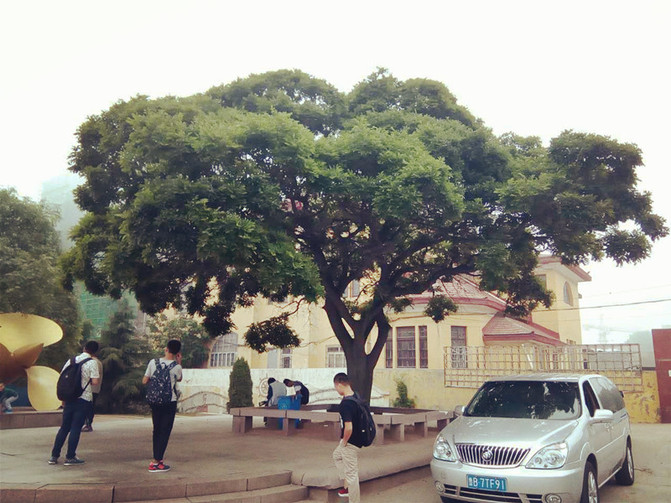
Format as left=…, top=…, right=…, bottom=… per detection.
left=0, top=471, right=295, bottom=503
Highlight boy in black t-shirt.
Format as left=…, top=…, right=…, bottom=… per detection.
left=332, top=373, right=362, bottom=502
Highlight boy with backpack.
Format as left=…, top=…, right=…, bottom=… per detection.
left=143, top=339, right=182, bottom=472
left=48, top=340, right=100, bottom=466
left=332, top=372, right=375, bottom=502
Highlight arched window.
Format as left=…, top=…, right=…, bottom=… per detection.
left=209, top=333, right=238, bottom=367
left=563, top=282, right=574, bottom=306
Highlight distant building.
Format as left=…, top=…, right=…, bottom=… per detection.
left=40, top=173, right=82, bottom=250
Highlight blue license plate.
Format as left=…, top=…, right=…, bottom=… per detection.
left=467, top=475, right=507, bottom=492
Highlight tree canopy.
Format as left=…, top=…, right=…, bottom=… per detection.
left=62, top=69, right=667, bottom=400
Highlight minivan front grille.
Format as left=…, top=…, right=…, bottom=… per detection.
left=456, top=444, right=530, bottom=467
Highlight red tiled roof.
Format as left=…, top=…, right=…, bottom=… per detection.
left=483, top=313, right=563, bottom=346
left=410, top=275, right=508, bottom=312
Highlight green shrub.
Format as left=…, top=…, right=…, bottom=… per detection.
left=392, top=378, right=416, bottom=408
left=227, top=358, right=253, bottom=412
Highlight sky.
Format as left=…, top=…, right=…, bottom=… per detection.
left=2, top=0, right=670, bottom=343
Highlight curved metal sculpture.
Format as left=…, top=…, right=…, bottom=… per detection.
left=0, top=313, right=63, bottom=410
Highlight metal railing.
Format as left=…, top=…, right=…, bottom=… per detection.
left=443, top=344, right=643, bottom=392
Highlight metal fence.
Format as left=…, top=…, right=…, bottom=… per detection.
left=443, top=344, right=643, bottom=392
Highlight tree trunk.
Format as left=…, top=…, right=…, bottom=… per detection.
left=323, top=296, right=390, bottom=404
left=345, top=338, right=376, bottom=403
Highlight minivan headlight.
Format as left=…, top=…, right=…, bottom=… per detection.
left=433, top=434, right=457, bottom=462
left=526, top=442, right=568, bottom=469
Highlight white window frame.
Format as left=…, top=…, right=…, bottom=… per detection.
left=326, top=345, right=346, bottom=368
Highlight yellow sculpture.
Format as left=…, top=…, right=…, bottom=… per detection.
left=0, top=313, right=63, bottom=411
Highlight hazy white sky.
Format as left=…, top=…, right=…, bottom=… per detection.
left=2, top=0, right=670, bottom=339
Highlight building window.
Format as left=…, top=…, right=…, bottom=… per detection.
left=385, top=339, right=393, bottom=368
left=396, top=326, right=416, bottom=368
left=209, top=333, right=238, bottom=367
left=563, top=282, right=574, bottom=306
left=281, top=348, right=292, bottom=369
left=450, top=326, right=467, bottom=369
left=419, top=326, right=428, bottom=368
left=327, top=345, right=346, bottom=368
left=346, top=280, right=361, bottom=298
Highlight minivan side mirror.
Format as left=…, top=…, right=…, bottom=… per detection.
left=454, top=405, right=466, bottom=416
left=592, top=409, right=614, bottom=422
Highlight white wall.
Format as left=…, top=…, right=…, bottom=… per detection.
left=178, top=367, right=390, bottom=413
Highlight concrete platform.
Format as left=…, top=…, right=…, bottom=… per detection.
left=0, top=413, right=437, bottom=502
left=0, top=407, right=63, bottom=430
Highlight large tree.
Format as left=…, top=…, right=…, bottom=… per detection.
left=62, top=69, right=667, bottom=401
left=0, top=188, right=81, bottom=368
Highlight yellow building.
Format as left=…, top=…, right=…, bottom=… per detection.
left=206, top=257, right=590, bottom=374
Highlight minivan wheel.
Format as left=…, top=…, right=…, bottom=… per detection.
left=580, top=461, right=599, bottom=503
left=615, top=441, right=635, bottom=486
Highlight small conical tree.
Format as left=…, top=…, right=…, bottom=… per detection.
left=228, top=358, right=253, bottom=412
left=392, top=378, right=416, bottom=408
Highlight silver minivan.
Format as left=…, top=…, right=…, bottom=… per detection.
left=431, top=374, right=634, bottom=503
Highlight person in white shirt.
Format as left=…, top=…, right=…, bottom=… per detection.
left=266, top=377, right=287, bottom=406
left=48, top=340, right=101, bottom=466
left=82, top=357, right=103, bottom=432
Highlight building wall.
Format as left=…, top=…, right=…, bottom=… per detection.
left=624, top=370, right=661, bottom=423
left=183, top=365, right=660, bottom=424
left=530, top=264, right=585, bottom=344
left=178, top=367, right=391, bottom=413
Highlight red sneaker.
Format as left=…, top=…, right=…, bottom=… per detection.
left=337, top=487, right=349, bottom=498
left=148, top=461, right=171, bottom=472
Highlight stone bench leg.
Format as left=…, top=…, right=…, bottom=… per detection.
left=373, top=424, right=385, bottom=445
left=389, top=423, right=405, bottom=442
left=327, top=421, right=341, bottom=441
left=416, top=421, right=428, bottom=437
left=283, top=417, right=299, bottom=436
left=233, top=416, right=252, bottom=433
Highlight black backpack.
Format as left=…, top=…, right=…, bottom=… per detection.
left=296, top=381, right=310, bottom=405
left=56, top=356, right=92, bottom=401
left=145, top=359, right=177, bottom=406
left=345, top=394, right=376, bottom=447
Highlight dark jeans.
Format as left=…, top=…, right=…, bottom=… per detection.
left=84, top=393, right=98, bottom=427
left=151, top=401, right=177, bottom=461
left=51, top=398, right=92, bottom=459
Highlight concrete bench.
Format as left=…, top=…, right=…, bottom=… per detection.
left=230, top=406, right=453, bottom=443
left=384, top=410, right=452, bottom=442
left=230, top=407, right=342, bottom=439
left=285, top=410, right=341, bottom=440
left=230, top=407, right=287, bottom=434
left=425, top=410, right=452, bottom=430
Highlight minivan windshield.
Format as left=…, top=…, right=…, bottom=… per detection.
left=465, top=381, right=581, bottom=420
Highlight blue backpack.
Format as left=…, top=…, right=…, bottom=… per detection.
left=145, top=359, right=177, bottom=406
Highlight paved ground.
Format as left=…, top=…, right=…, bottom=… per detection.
left=362, top=423, right=671, bottom=503
left=0, top=413, right=433, bottom=497
left=0, top=415, right=669, bottom=502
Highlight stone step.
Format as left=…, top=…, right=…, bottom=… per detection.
left=124, top=484, right=308, bottom=503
